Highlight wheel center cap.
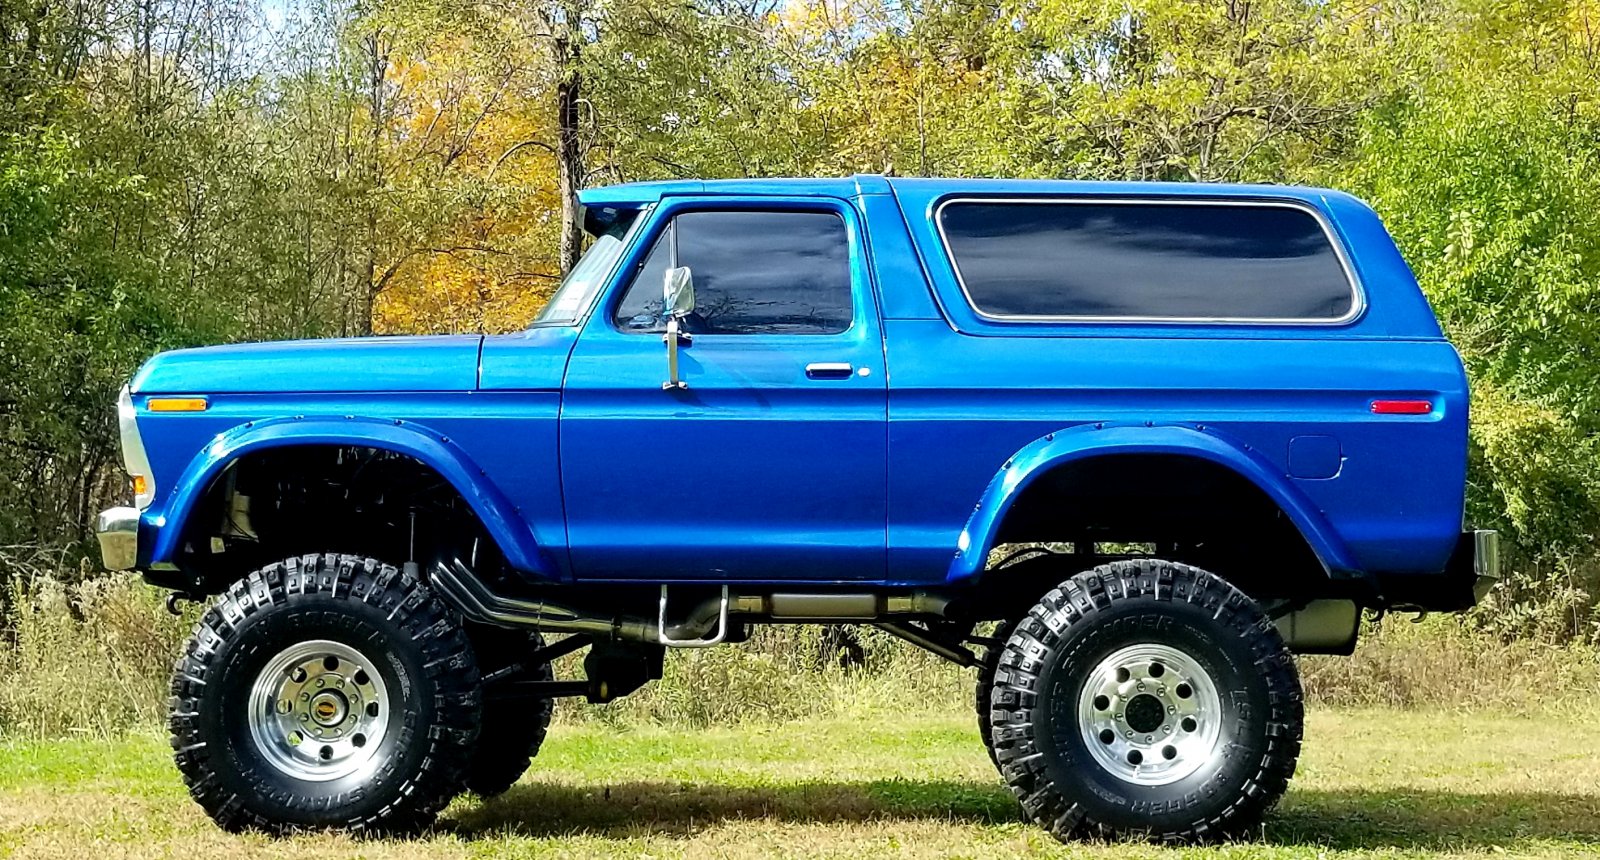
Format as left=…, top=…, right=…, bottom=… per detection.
left=1124, top=693, right=1165, bottom=734
left=310, top=691, right=348, bottom=727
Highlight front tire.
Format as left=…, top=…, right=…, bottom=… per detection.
left=169, top=554, right=481, bottom=834
left=990, top=560, right=1302, bottom=842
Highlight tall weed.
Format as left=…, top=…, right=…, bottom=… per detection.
left=0, top=573, right=192, bottom=738
left=0, top=566, right=1596, bottom=740
left=1301, top=613, right=1600, bottom=710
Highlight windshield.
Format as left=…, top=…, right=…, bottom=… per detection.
left=530, top=208, right=643, bottom=326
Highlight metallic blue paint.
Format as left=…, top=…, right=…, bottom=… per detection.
left=132, top=335, right=484, bottom=394
left=129, top=392, right=568, bottom=579
left=558, top=194, right=888, bottom=581
left=480, top=326, right=581, bottom=391
left=122, top=174, right=1471, bottom=595
left=945, top=423, right=1360, bottom=584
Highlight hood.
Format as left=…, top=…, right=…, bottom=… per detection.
left=130, top=335, right=484, bottom=394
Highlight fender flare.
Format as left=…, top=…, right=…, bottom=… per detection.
left=145, top=416, right=559, bottom=579
left=946, top=423, right=1359, bottom=583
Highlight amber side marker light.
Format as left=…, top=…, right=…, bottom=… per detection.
left=147, top=397, right=209, bottom=412
left=131, top=475, right=148, bottom=496
left=1371, top=399, right=1433, bottom=415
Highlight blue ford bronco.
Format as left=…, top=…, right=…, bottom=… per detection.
left=97, top=175, right=1498, bottom=841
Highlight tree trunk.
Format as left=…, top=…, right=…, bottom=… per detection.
left=554, top=20, right=585, bottom=275
left=357, top=32, right=386, bottom=336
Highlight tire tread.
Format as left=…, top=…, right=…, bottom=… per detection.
left=168, top=553, right=480, bottom=835
left=990, top=559, right=1303, bottom=843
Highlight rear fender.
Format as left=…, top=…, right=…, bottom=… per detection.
left=947, top=423, right=1359, bottom=583
left=146, top=417, right=558, bottom=578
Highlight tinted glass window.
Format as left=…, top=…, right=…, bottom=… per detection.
left=938, top=201, right=1356, bottom=321
left=615, top=210, right=852, bottom=335
left=532, top=209, right=640, bottom=326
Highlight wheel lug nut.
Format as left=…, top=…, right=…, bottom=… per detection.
left=315, top=678, right=325, bottom=688
left=299, top=714, right=309, bottom=722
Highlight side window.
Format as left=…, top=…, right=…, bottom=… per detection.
left=614, top=210, right=853, bottom=335
left=938, top=200, right=1357, bottom=321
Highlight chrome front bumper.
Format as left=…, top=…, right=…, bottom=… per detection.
left=96, top=506, right=140, bottom=571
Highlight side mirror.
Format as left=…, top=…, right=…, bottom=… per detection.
left=661, top=267, right=694, bottom=390
left=663, top=266, right=695, bottom=318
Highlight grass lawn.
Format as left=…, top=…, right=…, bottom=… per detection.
left=0, top=708, right=1596, bottom=859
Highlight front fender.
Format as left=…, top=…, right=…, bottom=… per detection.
left=144, top=417, right=557, bottom=578
left=946, top=423, right=1359, bottom=583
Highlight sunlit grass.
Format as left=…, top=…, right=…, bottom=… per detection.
left=2, top=708, right=1597, bottom=859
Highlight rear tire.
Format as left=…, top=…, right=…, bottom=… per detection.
left=975, top=619, right=1015, bottom=771
left=990, top=560, right=1302, bottom=842
left=169, top=553, right=481, bottom=834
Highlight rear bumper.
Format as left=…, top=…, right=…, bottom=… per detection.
left=1376, top=529, right=1499, bottom=611
left=1467, top=529, right=1501, bottom=599
left=95, top=506, right=140, bottom=571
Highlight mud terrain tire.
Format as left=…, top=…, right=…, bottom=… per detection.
left=169, top=553, right=481, bottom=834
left=990, top=560, right=1302, bottom=842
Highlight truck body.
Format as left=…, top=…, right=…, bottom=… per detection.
left=96, top=175, right=1497, bottom=841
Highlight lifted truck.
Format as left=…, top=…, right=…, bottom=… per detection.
left=97, top=175, right=1497, bottom=841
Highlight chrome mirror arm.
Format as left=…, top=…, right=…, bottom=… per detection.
left=662, top=317, right=688, bottom=390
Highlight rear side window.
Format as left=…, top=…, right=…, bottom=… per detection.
left=937, top=200, right=1358, bottom=322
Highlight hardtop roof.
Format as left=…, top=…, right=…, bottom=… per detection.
left=576, top=174, right=1344, bottom=209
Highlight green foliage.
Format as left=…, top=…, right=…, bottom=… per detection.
left=1, top=133, right=172, bottom=550
left=5, top=0, right=1600, bottom=641
left=1326, top=1, right=1600, bottom=630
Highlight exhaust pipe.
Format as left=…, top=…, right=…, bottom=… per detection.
left=429, top=558, right=953, bottom=646
left=431, top=558, right=663, bottom=641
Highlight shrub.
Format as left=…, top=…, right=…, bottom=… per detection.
left=558, top=626, right=971, bottom=728
left=1, top=566, right=1596, bottom=740
left=1301, top=613, right=1600, bottom=710
left=0, top=571, right=192, bottom=739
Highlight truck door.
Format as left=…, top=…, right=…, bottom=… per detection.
left=560, top=198, right=888, bottom=581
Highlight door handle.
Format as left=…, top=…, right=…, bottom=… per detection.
left=805, top=362, right=854, bottom=380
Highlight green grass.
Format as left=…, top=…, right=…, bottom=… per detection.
left=2, top=709, right=1597, bottom=859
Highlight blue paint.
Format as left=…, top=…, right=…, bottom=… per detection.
left=123, top=175, right=1470, bottom=594
left=1288, top=435, right=1343, bottom=480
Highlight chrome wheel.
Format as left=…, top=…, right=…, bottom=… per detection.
left=247, top=640, right=390, bottom=782
left=1077, top=642, right=1222, bottom=786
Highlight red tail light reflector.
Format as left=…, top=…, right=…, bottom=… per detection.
left=1371, top=399, right=1433, bottom=415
